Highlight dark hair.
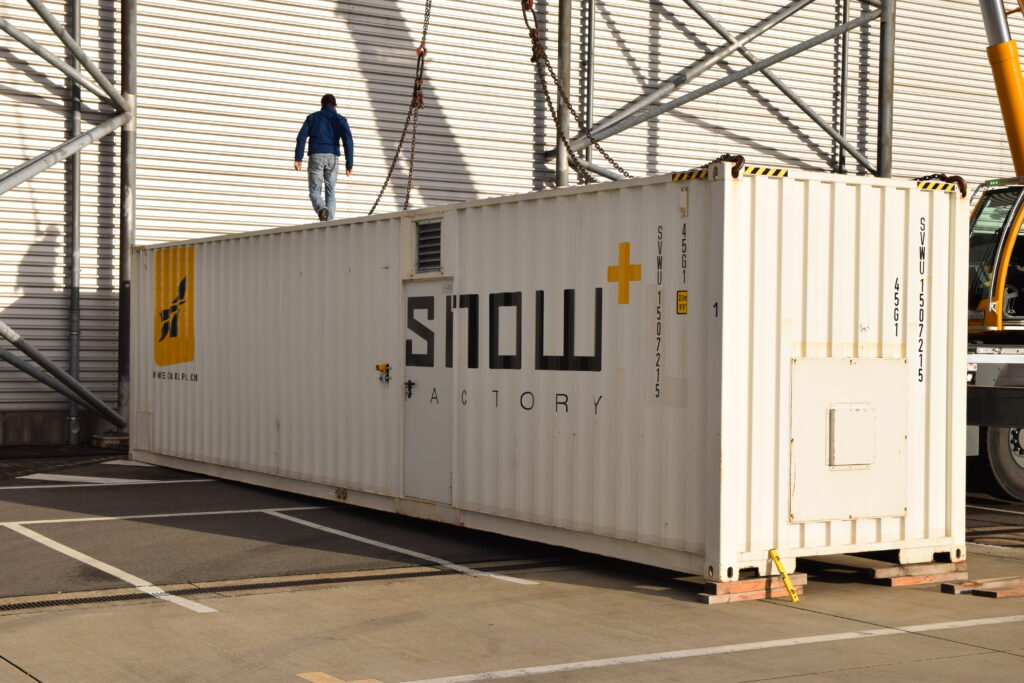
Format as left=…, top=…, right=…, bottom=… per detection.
left=321, top=93, right=336, bottom=107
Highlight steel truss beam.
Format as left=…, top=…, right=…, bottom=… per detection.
left=0, top=0, right=134, bottom=435
left=552, top=0, right=890, bottom=176
left=26, top=0, right=128, bottom=110
left=0, top=320, right=126, bottom=429
left=0, top=112, right=129, bottom=195
left=0, top=0, right=133, bottom=198
left=0, top=17, right=110, bottom=103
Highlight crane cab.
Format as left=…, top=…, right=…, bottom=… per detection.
left=969, top=178, right=1024, bottom=336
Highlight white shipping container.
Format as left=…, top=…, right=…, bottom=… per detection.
left=131, top=164, right=968, bottom=581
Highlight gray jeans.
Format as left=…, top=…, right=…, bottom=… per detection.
left=307, top=153, right=339, bottom=219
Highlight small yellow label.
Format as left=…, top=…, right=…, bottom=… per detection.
left=677, top=290, right=688, bottom=314
left=154, top=246, right=195, bottom=367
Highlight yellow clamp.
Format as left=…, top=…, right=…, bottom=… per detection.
left=768, top=549, right=800, bottom=603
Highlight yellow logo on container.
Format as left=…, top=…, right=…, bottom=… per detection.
left=607, top=241, right=642, bottom=304
left=154, top=246, right=195, bottom=366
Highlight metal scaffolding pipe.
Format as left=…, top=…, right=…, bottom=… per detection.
left=876, top=0, right=895, bottom=177
left=577, top=158, right=622, bottom=181
left=66, top=0, right=82, bottom=445
left=587, top=0, right=817, bottom=142
left=0, top=18, right=111, bottom=104
left=0, top=112, right=130, bottom=196
left=981, top=0, right=1012, bottom=45
left=582, top=0, right=595, bottom=162
left=562, top=8, right=882, bottom=156
left=555, top=0, right=571, bottom=186
left=26, top=0, right=128, bottom=111
left=0, top=347, right=118, bottom=424
left=837, top=0, right=850, bottom=173
left=0, top=320, right=127, bottom=429
left=118, top=0, right=137, bottom=425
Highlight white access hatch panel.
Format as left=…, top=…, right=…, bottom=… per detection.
left=790, top=358, right=908, bottom=522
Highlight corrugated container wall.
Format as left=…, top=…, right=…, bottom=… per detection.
left=132, top=168, right=967, bottom=578
left=0, top=1, right=1008, bottom=417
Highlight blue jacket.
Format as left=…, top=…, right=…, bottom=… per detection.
left=295, top=106, right=354, bottom=169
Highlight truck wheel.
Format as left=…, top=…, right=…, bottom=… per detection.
left=985, top=426, right=1024, bottom=501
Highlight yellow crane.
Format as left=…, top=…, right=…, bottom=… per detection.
left=966, top=0, right=1024, bottom=500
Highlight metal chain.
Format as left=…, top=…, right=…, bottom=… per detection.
left=521, top=1, right=632, bottom=181
left=701, top=152, right=745, bottom=178
left=369, top=0, right=432, bottom=215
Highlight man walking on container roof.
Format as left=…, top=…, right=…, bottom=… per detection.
left=294, top=93, right=354, bottom=222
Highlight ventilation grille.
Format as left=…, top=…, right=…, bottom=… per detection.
left=416, top=221, right=442, bottom=273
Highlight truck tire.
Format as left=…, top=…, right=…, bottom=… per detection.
left=985, top=426, right=1024, bottom=501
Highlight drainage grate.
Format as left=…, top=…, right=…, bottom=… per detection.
left=0, top=592, right=149, bottom=612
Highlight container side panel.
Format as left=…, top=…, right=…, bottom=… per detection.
left=135, top=219, right=402, bottom=493
left=452, top=180, right=714, bottom=551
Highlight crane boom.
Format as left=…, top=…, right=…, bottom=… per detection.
left=981, top=0, right=1024, bottom=174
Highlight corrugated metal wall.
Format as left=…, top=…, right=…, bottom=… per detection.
left=0, top=0, right=1010, bottom=416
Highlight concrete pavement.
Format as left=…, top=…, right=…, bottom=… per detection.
left=0, top=462, right=1022, bottom=682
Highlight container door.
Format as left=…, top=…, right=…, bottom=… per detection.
left=403, top=279, right=453, bottom=504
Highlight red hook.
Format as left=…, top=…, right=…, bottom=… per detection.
left=523, top=0, right=534, bottom=10
left=416, top=41, right=427, bottom=58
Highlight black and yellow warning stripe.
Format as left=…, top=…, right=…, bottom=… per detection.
left=674, top=165, right=789, bottom=181
left=672, top=169, right=708, bottom=182
left=744, top=166, right=789, bottom=177
left=916, top=180, right=958, bottom=192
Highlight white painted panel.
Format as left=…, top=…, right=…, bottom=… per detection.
left=790, top=358, right=908, bottom=522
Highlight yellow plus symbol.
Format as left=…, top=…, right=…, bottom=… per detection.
left=607, top=241, right=642, bottom=304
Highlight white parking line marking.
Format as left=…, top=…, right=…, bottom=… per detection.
left=404, top=614, right=1024, bottom=682
left=967, top=504, right=1024, bottom=517
left=106, top=459, right=155, bottom=467
left=20, top=473, right=171, bottom=484
left=0, top=479, right=214, bottom=491
left=2, top=522, right=216, bottom=614
left=266, top=511, right=539, bottom=586
left=12, top=505, right=327, bottom=526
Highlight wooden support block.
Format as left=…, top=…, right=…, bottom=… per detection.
left=882, top=571, right=969, bottom=587
left=702, top=573, right=808, bottom=595
left=973, top=586, right=1024, bottom=598
left=941, top=577, right=1024, bottom=595
left=698, top=585, right=805, bottom=605
left=872, top=561, right=966, bottom=579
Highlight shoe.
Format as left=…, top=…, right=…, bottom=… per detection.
left=318, top=208, right=329, bottom=221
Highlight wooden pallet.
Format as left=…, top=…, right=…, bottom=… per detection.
left=698, top=573, right=807, bottom=605
left=802, top=554, right=967, bottom=587
left=941, top=576, right=1024, bottom=597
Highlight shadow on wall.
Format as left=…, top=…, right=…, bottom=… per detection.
left=0, top=226, right=118, bottom=444
left=332, top=0, right=482, bottom=208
